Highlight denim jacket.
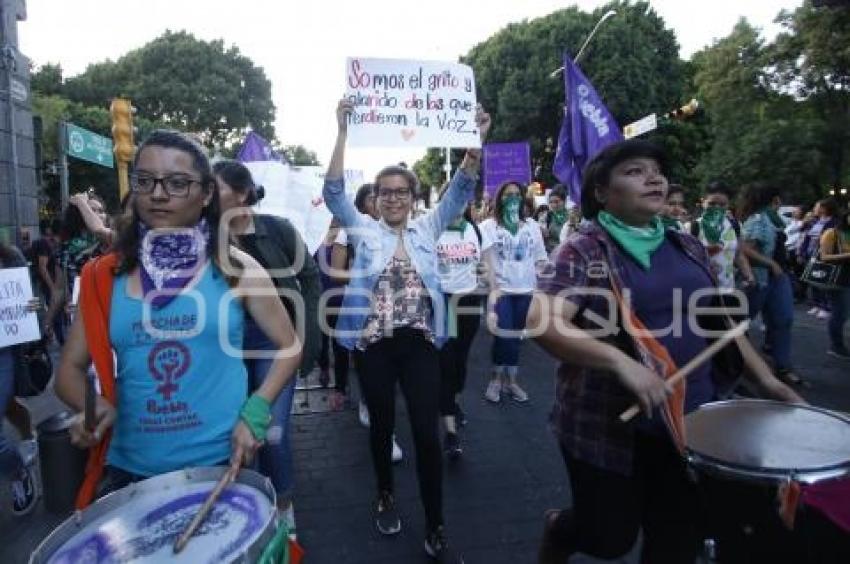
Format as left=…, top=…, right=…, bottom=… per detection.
left=323, top=169, right=477, bottom=350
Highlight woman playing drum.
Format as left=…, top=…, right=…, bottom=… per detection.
left=55, top=130, right=302, bottom=504
left=528, top=140, right=804, bottom=563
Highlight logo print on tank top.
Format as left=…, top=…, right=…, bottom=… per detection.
left=148, top=341, right=191, bottom=400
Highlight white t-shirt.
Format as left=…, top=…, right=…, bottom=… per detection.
left=692, top=217, right=739, bottom=292
left=436, top=224, right=488, bottom=294
left=334, top=229, right=349, bottom=246
left=480, top=218, right=548, bottom=293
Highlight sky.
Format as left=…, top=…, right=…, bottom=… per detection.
left=18, top=0, right=802, bottom=179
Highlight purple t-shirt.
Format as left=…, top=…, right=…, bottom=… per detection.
left=619, top=237, right=716, bottom=422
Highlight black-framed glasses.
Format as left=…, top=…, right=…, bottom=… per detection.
left=130, top=174, right=201, bottom=197
left=377, top=188, right=411, bottom=201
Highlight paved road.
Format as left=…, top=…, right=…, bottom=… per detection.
left=2, top=305, right=848, bottom=563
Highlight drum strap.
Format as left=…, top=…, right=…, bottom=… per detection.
left=75, top=252, right=119, bottom=510
left=608, top=275, right=687, bottom=454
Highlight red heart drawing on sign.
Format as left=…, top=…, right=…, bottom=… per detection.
left=401, top=129, right=416, bottom=141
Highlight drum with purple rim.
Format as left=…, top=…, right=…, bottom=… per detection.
left=686, top=399, right=850, bottom=562
left=29, top=467, right=277, bottom=564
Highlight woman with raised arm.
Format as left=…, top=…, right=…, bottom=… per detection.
left=322, top=100, right=489, bottom=564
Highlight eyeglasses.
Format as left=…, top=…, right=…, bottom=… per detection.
left=130, top=174, right=201, bottom=197
left=377, top=188, right=411, bottom=201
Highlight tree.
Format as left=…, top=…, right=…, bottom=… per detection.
left=281, top=145, right=321, bottom=166
left=63, top=30, right=277, bottom=152
left=691, top=19, right=826, bottom=202
left=772, top=1, right=850, bottom=189
left=31, top=63, right=64, bottom=97
left=417, top=1, right=688, bottom=191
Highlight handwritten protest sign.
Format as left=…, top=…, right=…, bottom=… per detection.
left=345, top=57, right=480, bottom=148
left=0, top=267, right=40, bottom=347
left=483, top=142, right=532, bottom=196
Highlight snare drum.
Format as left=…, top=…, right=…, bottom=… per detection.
left=30, top=467, right=277, bottom=564
left=686, top=399, right=850, bottom=563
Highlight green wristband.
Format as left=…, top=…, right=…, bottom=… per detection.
left=240, top=394, right=272, bottom=442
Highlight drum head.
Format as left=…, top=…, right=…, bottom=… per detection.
left=30, top=467, right=276, bottom=564
left=686, top=400, right=850, bottom=483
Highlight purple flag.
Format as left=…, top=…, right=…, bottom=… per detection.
left=552, top=53, right=623, bottom=205
left=237, top=131, right=285, bottom=163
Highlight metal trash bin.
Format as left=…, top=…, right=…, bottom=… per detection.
left=37, top=411, right=87, bottom=514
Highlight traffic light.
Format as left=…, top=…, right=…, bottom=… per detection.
left=666, top=98, right=700, bottom=120
left=110, top=98, right=136, bottom=162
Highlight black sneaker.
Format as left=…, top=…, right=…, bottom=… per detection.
left=375, top=491, right=401, bottom=535
left=424, top=526, right=464, bottom=563
left=11, top=466, right=37, bottom=516
left=827, top=348, right=850, bottom=361
left=444, top=432, right=462, bottom=461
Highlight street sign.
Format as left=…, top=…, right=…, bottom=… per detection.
left=65, top=123, right=114, bottom=168
left=623, top=113, right=658, bottom=139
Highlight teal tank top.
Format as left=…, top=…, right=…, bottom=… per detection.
left=107, top=264, right=247, bottom=476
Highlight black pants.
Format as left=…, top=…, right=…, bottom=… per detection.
left=317, top=313, right=351, bottom=392
left=552, top=432, right=702, bottom=563
left=355, top=328, right=443, bottom=530
left=439, top=294, right=482, bottom=416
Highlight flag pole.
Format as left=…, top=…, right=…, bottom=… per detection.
left=549, top=10, right=617, bottom=77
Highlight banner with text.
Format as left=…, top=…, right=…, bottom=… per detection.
left=345, top=57, right=480, bottom=148
left=483, top=142, right=532, bottom=196
left=0, top=267, right=40, bottom=347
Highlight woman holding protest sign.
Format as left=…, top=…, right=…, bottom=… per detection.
left=527, top=140, right=802, bottom=563
left=323, top=99, right=489, bottom=563
left=55, top=130, right=302, bottom=512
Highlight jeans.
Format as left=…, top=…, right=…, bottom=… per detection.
left=355, top=329, right=443, bottom=530
left=551, top=433, right=702, bottom=563
left=439, top=294, right=481, bottom=416
left=747, top=273, right=794, bottom=371
left=244, top=318, right=296, bottom=501
left=0, top=348, right=24, bottom=477
left=828, top=287, right=850, bottom=352
left=491, top=293, right=532, bottom=368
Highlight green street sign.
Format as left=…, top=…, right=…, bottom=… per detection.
left=66, top=123, right=114, bottom=168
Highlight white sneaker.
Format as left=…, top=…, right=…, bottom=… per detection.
left=808, top=307, right=819, bottom=315
left=506, top=382, right=529, bottom=402
left=391, top=435, right=403, bottom=463
left=279, top=504, right=297, bottom=541
left=359, top=401, right=370, bottom=428
left=484, top=379, right=502, bottom=403
left=817, top=310, right=831, bottom=320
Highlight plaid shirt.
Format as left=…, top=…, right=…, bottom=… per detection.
left=538, top=221, right=736, bottom=475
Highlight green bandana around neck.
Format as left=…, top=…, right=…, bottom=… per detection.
left=700, top=207, right=726, bottom=244
left=762, top=207, right=785, bottom=229
left=550, top=209, right=567, bottom=228
left=501, top=195, right=521, bottom=235
left=597, top=210, right=666, bottom=270
left=447, top=218, right=468, bottom=233
left=660, top=215, right=683, bottom=231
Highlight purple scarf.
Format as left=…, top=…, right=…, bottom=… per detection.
left=138, top=219, right=210, bottom=309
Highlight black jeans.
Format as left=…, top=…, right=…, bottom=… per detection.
left=355, top=328, right=443, bottom=530
left=439, top=294, right=482, bottom=416
left=552, top=432, right=702, bottom=563
left=317, top=313, right=351, bottom=393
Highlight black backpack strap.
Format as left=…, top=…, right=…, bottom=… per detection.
left=471, top=221, right=483, bottom=246
left=689, top=220, right=700, bottom=238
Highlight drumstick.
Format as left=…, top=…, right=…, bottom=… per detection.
left=84, top=371, right=96, bottom=433
left=619, top=320, right=750, bottom=422
left=173, top=463, right=240, bottom=554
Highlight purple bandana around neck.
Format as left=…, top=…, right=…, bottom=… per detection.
left=138, top=218, right=210, bottom=309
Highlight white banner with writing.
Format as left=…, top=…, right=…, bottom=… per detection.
left=0, top=267, right=41, bottom=347
left=345, top=57, right=480, bottom=148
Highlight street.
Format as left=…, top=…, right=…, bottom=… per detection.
left=2, top=305, right=849, bottom=563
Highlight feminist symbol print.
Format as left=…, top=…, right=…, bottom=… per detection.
left=148, top=341, right=191, bottom=401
